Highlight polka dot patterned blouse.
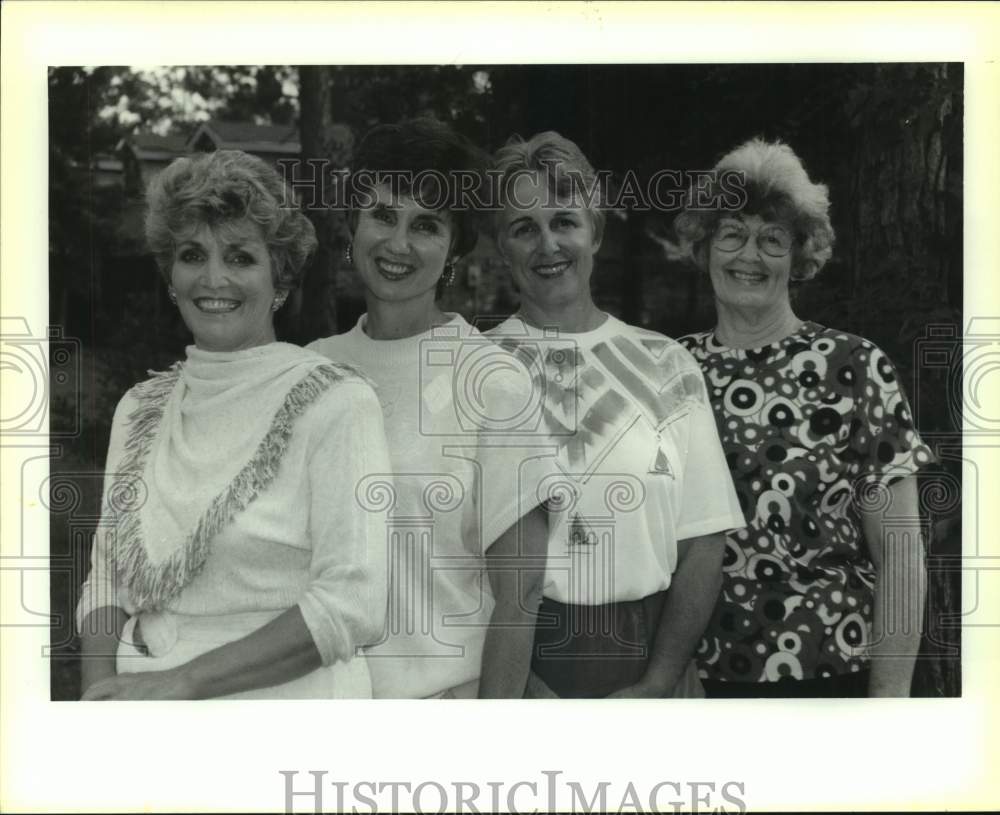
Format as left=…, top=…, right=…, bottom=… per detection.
left=680, top=322, right=934, bottom=684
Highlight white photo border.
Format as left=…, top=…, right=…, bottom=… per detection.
left=2, top=2, right=999, bottom=812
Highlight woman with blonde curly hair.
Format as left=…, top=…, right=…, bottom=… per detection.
left=77, top=149, right=390, bottom=699
left=675, top=139, right=933, bottom=697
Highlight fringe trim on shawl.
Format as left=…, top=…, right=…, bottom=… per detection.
left=113, top=361, right=359, bottom=612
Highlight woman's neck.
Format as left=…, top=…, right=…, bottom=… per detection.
left=363, top=296, right=449, bottom=340
left=517, top=297, right=606, bottom=334
left=714, top=298, right=802, bottom=349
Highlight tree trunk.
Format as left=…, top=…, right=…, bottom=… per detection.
left=293, top=66, right=339, bottom=343
left=845, top=64, right=962, bottom=335
left=844, top=63, right=963, bottom=697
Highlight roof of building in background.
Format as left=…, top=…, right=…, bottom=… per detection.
left=118, top=120, right=301, bottom=164
left=188, top=119, right=300, bottom=155
left=118, top=133, right=189, bottom=161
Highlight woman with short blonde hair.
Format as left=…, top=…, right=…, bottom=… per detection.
left=78, top=149, right=390, bottom=700
left=489, top=131, right=744, bottom=698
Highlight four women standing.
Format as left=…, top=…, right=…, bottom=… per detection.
left=79, top=123, right=930, bottom=699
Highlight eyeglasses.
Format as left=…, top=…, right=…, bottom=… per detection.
left=712, top=220, right=793, bottom=258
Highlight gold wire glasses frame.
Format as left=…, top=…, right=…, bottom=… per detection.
left=712, top=220, right=793, bottom=258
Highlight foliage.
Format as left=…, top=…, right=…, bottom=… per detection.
left=91, top=65, right=299, bottom=136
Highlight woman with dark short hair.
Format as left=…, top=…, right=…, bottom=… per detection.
left=78, top=149, right=390, bottom=699
left=308, top=119, right=556, bottom=699
left=674, top=139, right=933, bottom=697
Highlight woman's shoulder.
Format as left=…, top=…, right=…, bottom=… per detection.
left=609, top=319, right=706, bottom=371
left=264, top=362, right=384, bottom=461
left=292, top=356, right=381, bottom=414
left=609, top=317, right=684, bottom=346
left=126, top=361, right=183, bottom=397
left=674, top=328, right=714, bottom=355
left=114, top=363, right=183, bottom=425
left=805, top=325, right=909, bottom=392
left=458, top=318, right=532, bottom=366
left=482, top=315, right=533, bottom=339
left=299, top=346, right=373, bottom=381
left=808, top=323, right=879, bottom=351
left=101, top=364, right=184, bottom=463
left=804, top=323, right=898, bottom=365
left=596, top=320, right=709, bottom=411
left=304, top=332, right=350, bottom=360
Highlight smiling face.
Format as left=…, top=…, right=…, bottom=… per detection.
left=497, top=172, right=601, bottom=314
left=170, top=220, right=278, bottom=352
left=351, top=183, right=454, bottom=306
left=707, top=213, right=794, bottom=312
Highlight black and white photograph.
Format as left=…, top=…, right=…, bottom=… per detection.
left=48, top=60, right=962, bottom=703
left=2, top=3, right=999, bottom=813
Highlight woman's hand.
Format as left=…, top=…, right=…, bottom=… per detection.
left=80, top=669, right=194, bottom=701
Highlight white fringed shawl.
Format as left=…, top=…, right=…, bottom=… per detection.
left=111, top=342, right=356, bottom=612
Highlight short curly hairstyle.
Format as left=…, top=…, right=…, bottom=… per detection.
left=672, top=139, right=834, bottom=281
left=145, top=149, right=318, bottom=290
left=348, top=117, right=489, bottom=260
left=491, top=131, right=607, bottom=243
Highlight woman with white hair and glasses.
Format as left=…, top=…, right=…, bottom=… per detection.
left=674, top=139, right=934, bottom=697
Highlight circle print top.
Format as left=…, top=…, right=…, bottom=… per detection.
left=679, top=322, right=933, bottom=683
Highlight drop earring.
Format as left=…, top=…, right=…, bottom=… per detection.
left=441, top=259, right=457, bottom=287
left=344, top=242, right=354, bottom=266
left=167, top=287, right=178, bottom=305
left=272, top=291, right=289, bottom=312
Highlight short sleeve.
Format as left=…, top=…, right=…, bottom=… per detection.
left=75, top=390, right=138, bottom=633
left=849, top=341, right=935, bottom=487
left=671, top=358, right=746, bottom=540
left=297, top=379, right=392, bottom=666
left=461, top=344, right=560, bottom=551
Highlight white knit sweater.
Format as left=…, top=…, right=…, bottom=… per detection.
left=76, top=343, right=392, bottom=698
left=308, top=314, right=558, bottom=698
